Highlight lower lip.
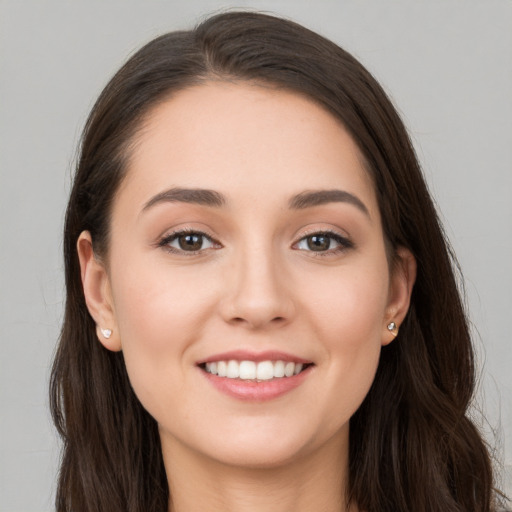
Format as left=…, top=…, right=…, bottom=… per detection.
left=200, top=366, right=313, bottom=401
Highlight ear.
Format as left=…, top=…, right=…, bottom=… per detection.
left=382, top=246, right=417, bottom=346
left=77, top=231, right=121, bottom=351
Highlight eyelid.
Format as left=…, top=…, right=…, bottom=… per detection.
left=158, top=227, right=222, bottom=255
left=293, top=226, right=351, bottom=243
left=292, top=228, right=354, bottom=255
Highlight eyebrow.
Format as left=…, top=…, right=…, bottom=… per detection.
left=142, top=187, right=226, bottom=211
left=141, top=187, right=369, bottom=217
left=289, top=189, right=370, bottom=217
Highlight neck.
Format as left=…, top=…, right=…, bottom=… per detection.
left=162, top=433, right=357, bottom=512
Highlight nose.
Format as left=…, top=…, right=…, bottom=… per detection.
left=219, top=245, right=295, bottom=330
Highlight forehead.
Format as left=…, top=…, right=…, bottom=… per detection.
left=118, top=81, right=377, bottom=216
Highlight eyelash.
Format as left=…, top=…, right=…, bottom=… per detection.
left=293, top=230, right=354, bottom=257
left=158, top=228, right=220, bottom=256
left=158, top=229, right=354, bottom=256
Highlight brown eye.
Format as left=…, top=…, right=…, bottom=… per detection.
left=161, top=231, right=216, bottom=253
left=306, top=235, right=331, bottom=251
left=295, top=231, right=353, bottom=254
left=177, top=233, right=204, bottom=251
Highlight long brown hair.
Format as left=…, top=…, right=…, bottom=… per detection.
left=50, top=11, right=500, bottom=511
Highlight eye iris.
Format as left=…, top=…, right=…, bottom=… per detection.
left=307, top=235, right=330, bottom=251
left=178, top=234, right=203, bottom=251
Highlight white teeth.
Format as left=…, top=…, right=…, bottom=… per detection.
left=256, top=361, right=274, bottom=380
left=284, top=362, right=295, bottom=377
left=273, top=360, right=285, bottom=378
left=204, top=359, right=308, bottom=380
left=226, top=360, right=239, bottom=378
left=217, top=361, right=227, bottom=377
left=239, top=360, right=256, bottom=379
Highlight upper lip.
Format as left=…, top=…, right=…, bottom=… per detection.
left=197, top=349, right=313, bottom=365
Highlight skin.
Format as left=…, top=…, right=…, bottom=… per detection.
left=78, top=82, right=416, bottom=512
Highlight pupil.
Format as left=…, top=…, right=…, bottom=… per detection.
left=179, top=234, right=202, bottom=251
left=308, top=235, right=330, bottom=251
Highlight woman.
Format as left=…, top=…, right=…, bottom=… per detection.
left=50, top=11, right=501, bottom=512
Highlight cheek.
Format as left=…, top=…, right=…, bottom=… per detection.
left=112, top=258, right=215, bottom=348
left=303, top=261, right=389, bottom=345
left=323, top=288, right=384, bottom=378
left=297, top=263, right=389, bottom=415
left=108, top=259, right=218, bottom=411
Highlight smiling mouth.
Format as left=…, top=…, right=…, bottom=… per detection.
left=198, top=360, right=314, bottom=381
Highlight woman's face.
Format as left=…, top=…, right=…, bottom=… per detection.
left=80, top=82, right=414, bottom=469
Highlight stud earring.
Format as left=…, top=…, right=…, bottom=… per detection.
left=100, top=328, right=112, bottom=339
left=387, top=321, right=398, bottom=336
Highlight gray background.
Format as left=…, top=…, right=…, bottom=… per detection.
left=1, top=1, right=511, bottom=510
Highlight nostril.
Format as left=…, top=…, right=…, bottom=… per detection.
left=232, top=316, right=287, bottom=327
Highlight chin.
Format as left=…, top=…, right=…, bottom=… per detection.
left=175, top=416, right=347, bottom=470
left=204, top=438, right=312, bottom=469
